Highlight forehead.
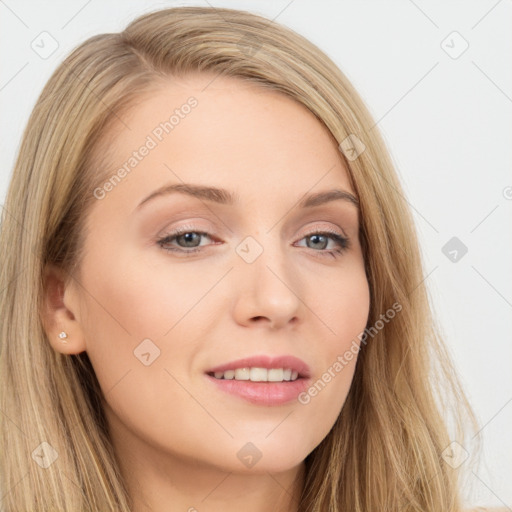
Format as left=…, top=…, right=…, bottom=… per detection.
left=117, top=74, right=338, bottom=147
left=89, top=73, right=355, bottom=216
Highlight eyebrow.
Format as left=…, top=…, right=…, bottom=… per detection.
left=136, top=183, right=359, bottom=211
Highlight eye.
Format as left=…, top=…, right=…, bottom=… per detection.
left=157, top=226, right=214, bottom=255
left=295, top=229, right=350, bottom=259
left=156, top=226, right=350, bottom=259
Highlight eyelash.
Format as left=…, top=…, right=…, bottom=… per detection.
left=156, top=226, right=350, bottom=260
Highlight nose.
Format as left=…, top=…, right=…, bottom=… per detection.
left=231, top=240, right=302, bottom=330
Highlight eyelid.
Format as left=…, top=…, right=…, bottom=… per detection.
left=156, top=222, right=351, bottom=259
left=158, top=222, right=347, bottom=242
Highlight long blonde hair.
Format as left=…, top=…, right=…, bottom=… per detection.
left=0, top=6, right=480, bottom=511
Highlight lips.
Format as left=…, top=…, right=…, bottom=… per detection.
left=206, top=354, right=311, bottom=379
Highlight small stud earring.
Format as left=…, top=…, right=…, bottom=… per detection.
left=58, top=332, right=68, bottom=343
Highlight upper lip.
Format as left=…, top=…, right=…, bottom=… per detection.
left=206, top=355, right=311, bottom=379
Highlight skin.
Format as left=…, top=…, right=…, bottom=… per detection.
left=42, top=73, right=370, bottom=512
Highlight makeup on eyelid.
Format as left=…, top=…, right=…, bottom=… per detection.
left=154, top=224, right=351, bottom=259
left=136, top=203, right=358, bottom=248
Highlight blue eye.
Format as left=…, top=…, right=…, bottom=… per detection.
left=156, top=227, right=350, bottom=259
left=296, top=231, right=350, bottom=259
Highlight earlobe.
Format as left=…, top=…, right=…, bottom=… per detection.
left=40, top=263, right=87, bottom=355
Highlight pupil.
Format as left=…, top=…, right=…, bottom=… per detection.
left=309, top=234, right=326, bottom=249
left=181, top=233, right=198, bottom=247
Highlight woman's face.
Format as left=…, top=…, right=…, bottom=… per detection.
left=64, top=73, right=370, bottom=475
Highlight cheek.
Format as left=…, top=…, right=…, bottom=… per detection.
left=319, top=258, right=370, bottom=350
left=81, top=249, right=212, bottom=340
left=299, top=261, right=369, bottom=411
left=77, top=247, right=224, bottom=390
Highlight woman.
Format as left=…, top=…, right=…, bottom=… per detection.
left=0, top=6, right=486, bottom=511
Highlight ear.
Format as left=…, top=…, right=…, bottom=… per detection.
left=40, top=263, right=87, bottom=355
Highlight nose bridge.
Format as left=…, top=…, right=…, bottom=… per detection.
left=236, top=215, right=287, bottom=281
left=233, top=224, right=301, bottom=327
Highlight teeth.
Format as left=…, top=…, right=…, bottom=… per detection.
left=267, top=368, right=283, bottom=382
left=250, top=367, right=267, bottom=381
left=211, top=367, right=299, bottom=382
left=234, top=368, right=250, bottom=380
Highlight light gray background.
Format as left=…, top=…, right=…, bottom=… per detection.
left=1, top=0, right=511, bottom=508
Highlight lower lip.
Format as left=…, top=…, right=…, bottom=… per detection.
left=206, top=374, right=310, bottom=406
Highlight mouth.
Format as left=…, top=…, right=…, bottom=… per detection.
left=205, top=354, right=310, bottom=381
left=206, top=367, right=301, bottom=382
left=204, top=355, right=311, bottom=406
left=205, top=372, right=309, bottom=406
